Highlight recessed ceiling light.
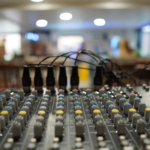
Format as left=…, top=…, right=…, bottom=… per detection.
left=31, top=0, right=44, bottom=2
left=142, top=25, right=150, bottom=33
left=60, top=13, right=72, bottom=21
left=94, top=18, right=106, bottom=26
left=36, top=20, right=48, bottom=27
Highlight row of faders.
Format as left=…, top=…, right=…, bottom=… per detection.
left=26, top=94, right=51, bottom=150
left=73, top=93, right=85, bottom=149
left=53, top=93, right=66, bottom=150
left=99, top=86, right=150, bottom=150
left=85, top=91, right=107, bottom=150
left=0, top=90, right=24, bottom=132
left=1, top=90, right=35, bottom=149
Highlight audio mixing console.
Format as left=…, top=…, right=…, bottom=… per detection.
left=0, top=85, right=150, bottom=150
left=1, top=50, right=150, bottom=150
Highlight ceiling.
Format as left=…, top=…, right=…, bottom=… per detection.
left=0, top=0, right=150, bottom=33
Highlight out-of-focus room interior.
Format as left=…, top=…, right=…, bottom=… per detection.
left=1, top=0, right=150, bottom=88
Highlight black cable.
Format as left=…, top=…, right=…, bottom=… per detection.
left=38, top=51, right=77, bottom=66
left=63, top=50, right=99, bottom=66
left=28, top=63, right=96, bottom=71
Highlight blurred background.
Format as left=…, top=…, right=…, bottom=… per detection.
left=1, top=0, right=150, bottom=88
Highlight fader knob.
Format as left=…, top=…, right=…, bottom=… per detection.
left=5, top=89, right=11, bottom=99
left=19, top=111, right=27, bottom=123
left=18, top=89, right=24, bottom=99
left=102, top=93, right=108, bottom=105
left=36, top=115, right=45, bottom=127
left=119, top=98, right=127, bottom=110
left=132, top=113, right=141, bottom=128
left=123, top=103, right=131, bottom=116
left=136, top=118, right=146, bottom=134
left=21, top=106, right=29, bottom=117
left=106, top=100, right=113, bottom=113
left=74, top=101, right=81, bottom=106
left=15, top=115, right=24, bottom=130
left=72, top=89, right=78, bottom=94
left=85, top=89, right=92, bottom=95
left=0, top=111, right=9, bottom=124
left=93, top=114, right=103, bottom=124
left=117, top=119, right=126, bottom=135
left=0, top=98, right=3, bottom=110
left=32, top=90, right=38, bottom=98
left=52, top=143, right=59, bottom=150
left=128, top=108, right=136, bottom=122
left=27, top=98, right=34, bottom=107
left=55, top=121, right=64, bottom=138
left=92, top=109, right=101, bottom=117
left=90, top=101, right=97, bottom=105
left=29, top=94, right=35, bottom=101
left=98, top=141, right=107, bottom=148
left=56, top=115, right=64, bottom=122
left=58, top=101, right=65, bottom=106
left=108, top=104, right=116, bottom=117
left=145, top=108, right=150, bottom=121
left=138, top=102, right=146, bottom=115
left=75, top=110, right=83, bottom=116
left=43, top=94, right=50, bottom=100
left=39, top=106, right=48, bottom=112
left=114, top=114, right=122, bottom=129
left=0, top=115, right=5, bottom=130
left=38, top=110, right=46, bottom=120
left=11, top=97, right=18, bottom=108
left=129, top=93, right=136, bottom=105
left=12, top=121, right=21, bottom=139
left=24, top=102, right=32, bottom=112
left=4, top=106, right=13, bottom=118
left=34, top=121, right=43, bottom=140
left=0, top=95, right=6, bottom=105
left=99, top=89, right=105, bottom=97
left=14, top=95, right=20, bottom=105
left=46, top=89, right=51, bottom=96
left=134, top=97, right=141, bottom=110
left=8, top=102, right=16, bottom=113
left=96, top=120, right=105, bottom=136
left=75, top=105, right=82, bottom=110
left=76, top=121, right=84, bottom=138
left=116, top=93, right=122, bottom=105
left=75, top=115, right=84, bottom=121
left=28, top=143, right=36, bottom=150
left=111, top=109, right=119, bottom=123
left=3, top=143, right=13, bottom=150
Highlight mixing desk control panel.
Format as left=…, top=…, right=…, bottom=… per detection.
left=0, top=85, right=150, bottom=150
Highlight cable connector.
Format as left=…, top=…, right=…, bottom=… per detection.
left=93, top=65, right=103, bottom=91
left=58, top=66, right=67, bottom=91
left=22, top=65, right=31, bottom=93
left=46, top=66, right=55, bottom=93
left=34, top=66, right=43, bottom=93
left=71, top=66, right=79, bottom=90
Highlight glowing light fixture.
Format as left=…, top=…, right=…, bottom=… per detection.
left=94, top=18, right=106, bottom=26
left=31, top=0, right=44, bottom=2
left=4, top=54, right=13, bottom=61
left=36, top=20, right=48, bottom=27
left=60, top=13, right=72, bottom=20
left=142, top=25, right=150, bottom=33
left=25, top=32, right=39, bottom=41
